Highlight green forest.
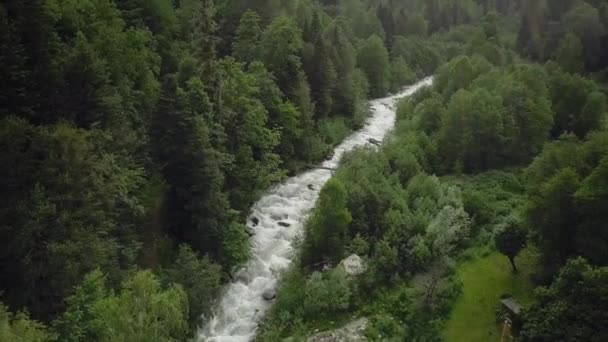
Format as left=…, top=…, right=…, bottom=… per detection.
left=1, top=0, right=607, bottom=341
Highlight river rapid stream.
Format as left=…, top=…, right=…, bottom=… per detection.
left=198, top=77, right=434, bottom=342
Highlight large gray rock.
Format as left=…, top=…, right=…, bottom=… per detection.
left=338, top=254, right=366, bottom=276
left=232, top=268, right=251, bottom=283
left=367, top=138, right=381, bottom=146
left=306, top=318, right=369, bottom=342
left=262, top=288, right=276, bottom=301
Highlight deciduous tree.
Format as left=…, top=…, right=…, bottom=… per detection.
left=357, top=34, right=390, bottom=97
left=521, top=258, right=608, bottom=342
left=495, top=222, right=527, bottom=273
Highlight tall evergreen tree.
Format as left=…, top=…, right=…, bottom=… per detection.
left=150, top=75, right=228, bottom=259
left=195, top=0, right=217, bottom=68
left=308, top=32, right=337, bottom=118
left=327, top=19, right=357, bottom=117
left=0, top=5, right=30, bottom=117
left=232, top=10, right=262, bottom=64
left=357, top=34, right=391, bottom=97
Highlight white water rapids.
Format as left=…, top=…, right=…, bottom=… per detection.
left=198, top=77, right=433, bottom=342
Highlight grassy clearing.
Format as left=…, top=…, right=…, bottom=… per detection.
left=442, top=247, right=539, bottom=342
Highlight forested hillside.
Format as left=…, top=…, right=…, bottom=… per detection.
left=256, top=1, right=608, bottom=341
left=1, top=0, right=608, bottom=341
left=0, top=0, right=458, bottom=339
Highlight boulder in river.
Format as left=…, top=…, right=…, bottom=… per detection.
left=262, top=288, right=276, bottom=301
left=278, top=221, right=291, bottom=227
left=367, top=138, right=381, bottom=146
left=251, top=216, right=259, bottom=226
left=338, top=254, right=366, bottom=276
left=308, top=184, right=316, bottom=190
left=232, top=268, right=251, bottom=283
left=271, top=214, right=288, bottom=221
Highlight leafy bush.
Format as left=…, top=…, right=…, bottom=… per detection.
left=365, top=313, right=407, bottom=341
left=0, top=303, right=50, bottom=342
left=164, top=245, right=222, bottom=326
left=317, top=117, right=351, bottom=147
left=303, top=270, right=353, bottom=319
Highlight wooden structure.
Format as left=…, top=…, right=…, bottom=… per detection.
left=500, top=297, right=522, bottom=318
left=500, top=319, right=513, bottom=342
left=499, top=297, right=523, bottom=342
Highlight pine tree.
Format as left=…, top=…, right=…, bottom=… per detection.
left=327, top=20, right=357, bottom=117
left=0, top=6, right=30, bottom=116
left=357, top=35, right=390, bottom=97
left=232, top=10, right=262, bottom=64
left=194, top=0, right=217, bottom=67
left=308, top=33, right=337, bottom=118
left=194, top=0, right=223, bottom=116
left=150, top=75, right=228, bottom=258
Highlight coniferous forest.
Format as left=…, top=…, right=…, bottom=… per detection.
left=1, top=0, right=607, bottom=341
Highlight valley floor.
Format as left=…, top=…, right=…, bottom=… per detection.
left=442, top=247, right=539, bottom=342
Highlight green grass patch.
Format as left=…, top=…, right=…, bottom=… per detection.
left=442, top=247, right=539, bottom=342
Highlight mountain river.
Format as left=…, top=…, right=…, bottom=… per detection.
left=198, top=77, right=434, bottom=341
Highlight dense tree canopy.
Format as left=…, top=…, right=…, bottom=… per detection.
left=521, top=258, right=608, bottom=342
left=1, top=0, right=608, bottom=340
left=262, top=1, right=608, bottom=339
left=52, top=270, right=189, bottom=342
left=0, top=0, right=435, bottom=334
left=525, top=132, right=608, bottom=277
left=356, top=34, right=390, bottom=97
left=304, top=178, right=352, bottom=264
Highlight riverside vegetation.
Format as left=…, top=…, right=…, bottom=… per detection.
left=1, top=1, right=608, bottom=341
left=257, top=1, right=608, bottom=341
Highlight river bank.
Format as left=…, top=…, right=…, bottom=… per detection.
left=198, top=78, right=433, bottom=341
